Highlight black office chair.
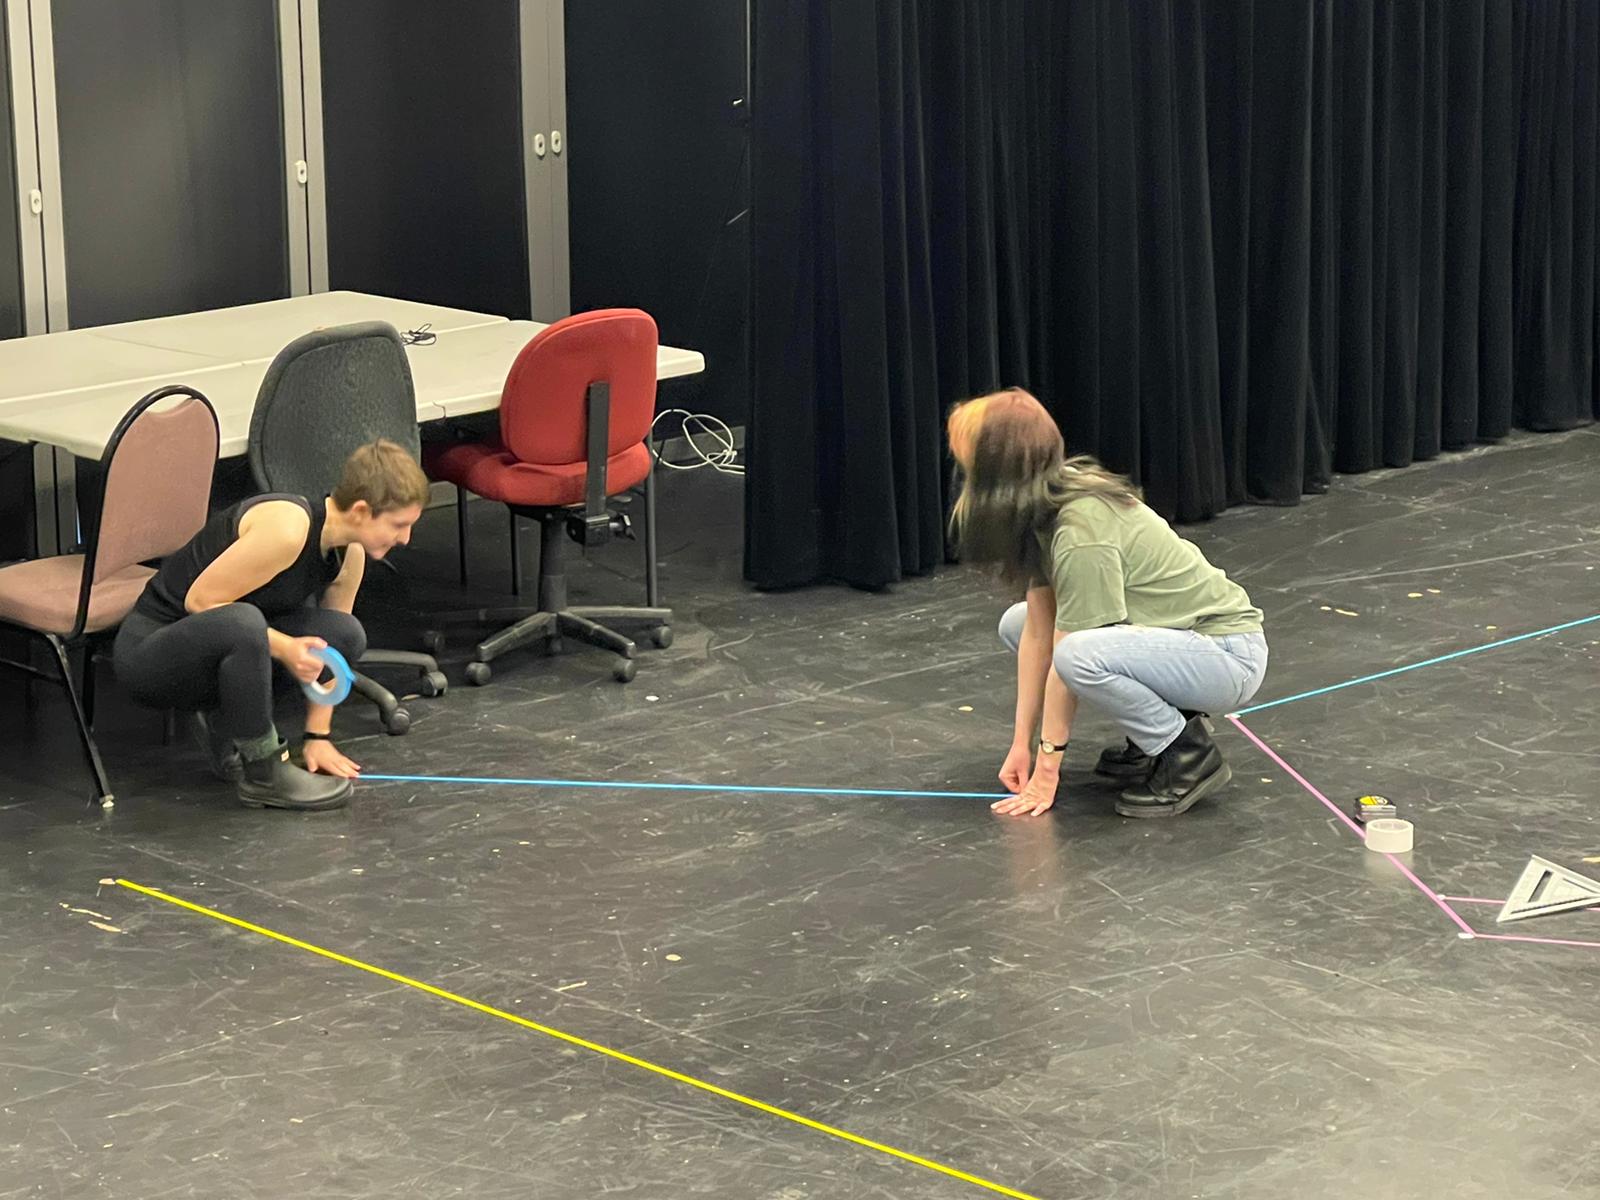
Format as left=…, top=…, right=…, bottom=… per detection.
left=249, top=321, right=446, bottom=734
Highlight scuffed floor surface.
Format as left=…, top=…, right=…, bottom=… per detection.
left=4, top=429, right=1600, bottom=1199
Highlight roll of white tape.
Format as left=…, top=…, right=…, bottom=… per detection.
left=1364, top=818, right=1414, bottom=854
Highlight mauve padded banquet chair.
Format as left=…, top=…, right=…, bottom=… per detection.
left=0, top=386, right=218, bottom=806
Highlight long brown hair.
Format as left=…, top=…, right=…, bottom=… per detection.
left=948, top=388, right=1140, bottom=588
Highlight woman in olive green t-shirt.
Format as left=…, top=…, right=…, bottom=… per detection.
left=949, top=388, right=1268, bottom=821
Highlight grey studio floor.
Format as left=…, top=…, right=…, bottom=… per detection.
left=5, top=431, right=1600, bottom=1200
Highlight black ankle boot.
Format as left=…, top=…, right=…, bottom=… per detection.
left=1094, top=712, right=1206, bottom=782
left=1094, top=739, right=1153, bottom=781
left=1115, top=715, right=1230, bottom=818
left=237, top=744, right=352, bottom=811
left=189, top=711, right=242, bottom=783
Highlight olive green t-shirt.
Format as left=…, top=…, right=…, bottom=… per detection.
left=1036, top=495, right=1263, bottom=636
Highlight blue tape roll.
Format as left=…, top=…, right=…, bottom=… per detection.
left=301, top=645, right=354, bottom=706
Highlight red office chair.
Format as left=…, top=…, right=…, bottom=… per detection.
left=425, top=309, right=671, bottom=684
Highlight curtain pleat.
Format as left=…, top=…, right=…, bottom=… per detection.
left=748, top=0, right=1600, bottom=589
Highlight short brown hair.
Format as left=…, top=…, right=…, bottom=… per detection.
left=331, top=439, right=431, bottom=514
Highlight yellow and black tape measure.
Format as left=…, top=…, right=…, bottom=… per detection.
left=1353, top=794, right=1397, bottom=823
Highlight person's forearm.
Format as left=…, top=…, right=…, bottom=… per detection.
left=321, top=583, right=358, bottom=615
left=266, top=628, right=294, bottom=662
left=1027, top=657, right=1079, bottom=788
left=1041, top=668, right=1077, bottom=748
left=323, top=550, right=364, bottom=615
left=266, top=627, right=332, bottom=731
left=304, top=699, right=333, bottom=736
left=1013, top=621, right=1052, bottom=744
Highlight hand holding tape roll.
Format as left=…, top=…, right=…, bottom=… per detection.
left=301, top=645, right=355, bottom=706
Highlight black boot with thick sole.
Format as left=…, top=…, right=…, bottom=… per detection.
left=237, top=744, right=352, bottom=811
left=1115, top=715, right=1230, bottom=818
left=1094, top=739, right=1153, bottom=781
left=1094, top=712, right=1207, bottom=783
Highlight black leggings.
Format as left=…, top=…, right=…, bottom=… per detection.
left=115, top=604, right=367, bottom=742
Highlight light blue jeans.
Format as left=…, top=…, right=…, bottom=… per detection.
left=999, top=603, right=1269, bottom=755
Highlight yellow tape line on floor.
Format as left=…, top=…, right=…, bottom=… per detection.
left=114, top=879, right=1042, bottom=1200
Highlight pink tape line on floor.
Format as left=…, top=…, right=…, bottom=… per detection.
left=1471, top=931, right=1600, bottom=950
left=1226, top=715, right=1476, bottom=937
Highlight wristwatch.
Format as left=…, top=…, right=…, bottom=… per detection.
left=1038, top=738, right=1067, bottom=756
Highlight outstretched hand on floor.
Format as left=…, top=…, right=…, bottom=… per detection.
left=992, top=763, right=1059, bottom=817
left=303, top=739, right=361, bottom=779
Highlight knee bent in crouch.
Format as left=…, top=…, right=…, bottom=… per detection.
left=312, top=611, right=367, bottom=664
left=998, top=602, right=1028, bottom=653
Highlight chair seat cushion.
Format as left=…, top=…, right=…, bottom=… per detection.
left=425, top=438, right=652, bottom=509
left=0, top=555, right=154, bottom=636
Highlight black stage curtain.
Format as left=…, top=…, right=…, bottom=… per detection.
left=747, top=0, right=1599, bottom=589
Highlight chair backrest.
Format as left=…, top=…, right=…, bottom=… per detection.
left=249, top=321, right=420, bottom=496
left=500, top=309, right=658, bottom=467
left=78, top=385, right=219, bottom=625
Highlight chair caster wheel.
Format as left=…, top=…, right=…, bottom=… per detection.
left=384, top=708, right=411, bottom=736
left=419, top=671, right=448, bottom=698
left=649, top=626, right=674, bottom=649
left=421, top=630, right=446, bottom=655
left=546, top=636, right=564, bottom=656
left=612, top=656, right=637, bottom=683
left=465, top=661, right=492, bottom=687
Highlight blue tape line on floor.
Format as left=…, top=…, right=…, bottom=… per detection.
left=362, top=773, right=1002, bottom=800
left=1235, top=612, right=1600, bottom=716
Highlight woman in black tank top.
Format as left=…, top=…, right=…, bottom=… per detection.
left=115, top=440, right=431, bottom=812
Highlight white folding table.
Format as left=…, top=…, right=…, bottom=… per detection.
left=0, top=293, right=705, bottom=551
left=0, top=330, right=234, bottom=406
left=87, top=291, right=510, bottom=361
left=408, top=320, right=707, bottom=419
left=0, top=365, right=457, bottom=463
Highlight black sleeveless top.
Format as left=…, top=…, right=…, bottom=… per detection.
left=134, top=494, right=343, bottom=625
